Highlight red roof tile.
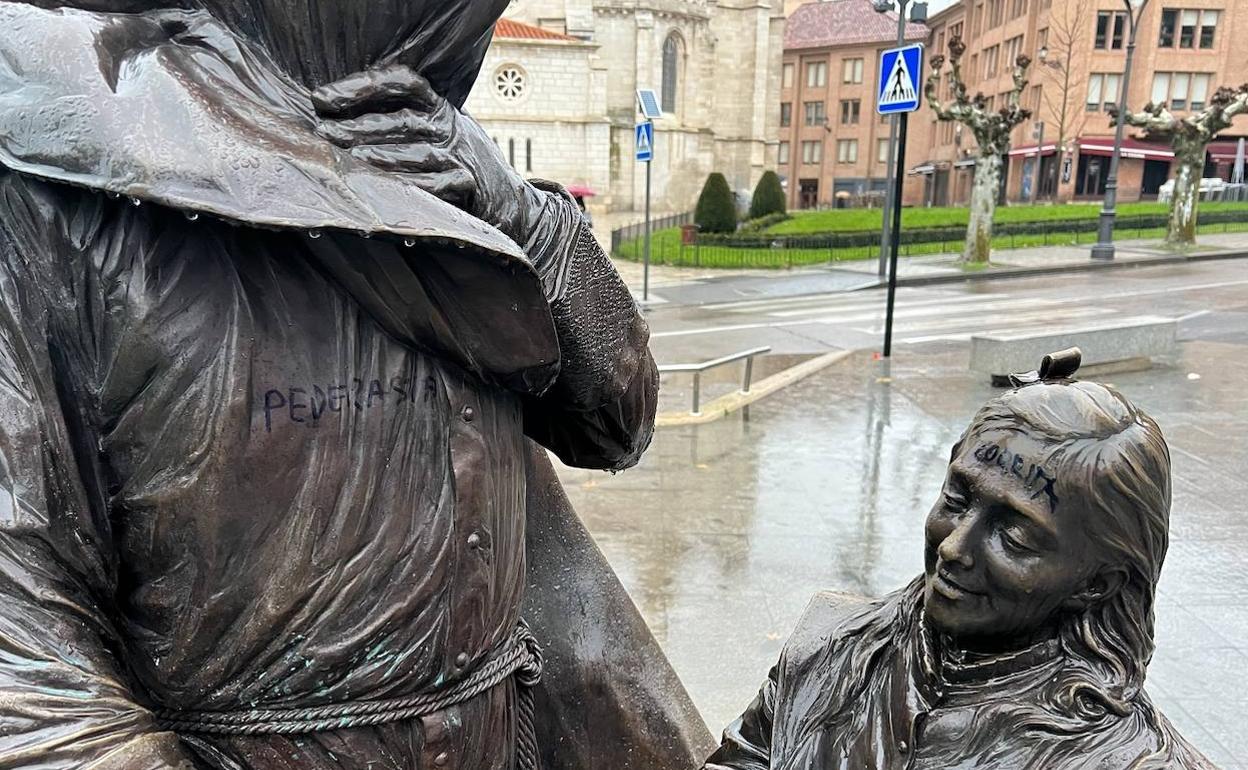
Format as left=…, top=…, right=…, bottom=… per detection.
left=495, top=19, right=579, bottom=42
left=785, top=0, right=928, bottom=50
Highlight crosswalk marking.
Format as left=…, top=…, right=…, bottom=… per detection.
left=654, top=276, right=1248, bottom=344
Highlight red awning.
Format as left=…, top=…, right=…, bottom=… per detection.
left=1208, top=139, right=1247, bottom=162
left=1078, top=137, right=1173, bottom=160
left=1007, top=143, right=1059, bottom=157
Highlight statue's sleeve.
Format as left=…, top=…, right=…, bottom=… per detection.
left=0, top=175, right=198, bottom=768
left=701, top=665, right=778, bottom=770
left=519, top=184, right=658, bottom=471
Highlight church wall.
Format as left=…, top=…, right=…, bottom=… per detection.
left=485, top=0, right=784, bottom=215
left=465, top=40, right=613, bottom=206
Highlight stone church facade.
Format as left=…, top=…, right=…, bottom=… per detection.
left=464, top=0, right=786, bottom=214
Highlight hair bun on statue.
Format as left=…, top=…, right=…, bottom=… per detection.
left=1008, top=347, right=1082, bottom=387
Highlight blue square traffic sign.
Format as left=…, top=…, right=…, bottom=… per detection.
left=877, top=44, right=924, bottom=115
left=635, top=122, right=654, bottom=162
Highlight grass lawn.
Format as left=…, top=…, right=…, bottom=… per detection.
left=614, top=216, right=1248, bottom=269
left=763, top=201, right=1248, bottom=235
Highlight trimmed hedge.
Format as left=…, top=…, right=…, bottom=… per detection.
left=695, top=173, right=737, bottom=233
left=748, top=171, right=787, bottom=220
left=739, top=212, right=792, bottom=233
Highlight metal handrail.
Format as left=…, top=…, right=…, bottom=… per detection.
left=657, top=346, right=772, bottom=415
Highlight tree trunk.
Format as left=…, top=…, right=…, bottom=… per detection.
left=1167, top=144, right=1204, bottom=246
left=963, top=153, right=1002, bottom=264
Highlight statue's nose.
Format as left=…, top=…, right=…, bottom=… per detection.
left=937, top=517, right=976, bottom=569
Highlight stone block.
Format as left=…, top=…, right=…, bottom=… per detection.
left=969, top=316, right=1178, bottom=385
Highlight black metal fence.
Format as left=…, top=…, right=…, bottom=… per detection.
left=609, top=211, right=693, bottom=254
left=613, top=209, right=1248, bottom=269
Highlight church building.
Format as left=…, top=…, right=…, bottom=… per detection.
left=464, top=0, right=786, bottom=215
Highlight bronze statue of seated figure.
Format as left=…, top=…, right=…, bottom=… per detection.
left=705, top=349, right=1218, bottom=770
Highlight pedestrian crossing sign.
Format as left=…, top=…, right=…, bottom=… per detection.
left=635, top=122, right=654, bottom=162
left=877, top=44, right=923, bottom=115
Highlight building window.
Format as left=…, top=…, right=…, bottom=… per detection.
left=877, top=138, right=890, bottom=163
left=1191, top=73, right=1211, bottom=108
left=804, top=101, right=827, bottom=126
left=837, top=139, right=859, bottom=164
left=1010, top=0, right=1027, bottom=19
left=1160, top=9, right=1218, bottom=49
left=1004, top=35, right=1024, bottom=68
left=984, top=45, right=999, bottom=79
left=778, top=141, right=790, bottom=164
left=842, top=58, right=863, bottom=84
left=1095, top=11, right=1126, bottom=49
left=801, top=140, right=823, bottom=164
left=1086, top=73, right=1122, bottom=111
left=780, top=102, right=792, bottom=127
left=807, top=61, right=828, bottom=88
left=1179, top=9, right=1198, bottom=47
left=1152, top=72, right=1213, bottom=110
left=782, top=63, right=794, bottom=89
left=1199, top=10, right=1219, bottom=47
left=494, top=65, right=527, bottom=101
left=508, top=138, right=516, bottom=167
left=840, top=99, right=861, bottom=125
left=950, top=22, right=963, bottom=40
left=661, top=33, right=682, bottom=113
left=1159, top=9, right=1176, bottom=47
left=971, top=2, right=982, bottom=36
left=525, top=139, right=532, bottom=172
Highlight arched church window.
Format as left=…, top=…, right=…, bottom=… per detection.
left=661, top=33, right=682, bottom=114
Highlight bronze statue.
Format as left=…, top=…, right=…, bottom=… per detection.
left=706, top=350, right=1218, bottom=769
left=0, top=1, right=714, bottom=768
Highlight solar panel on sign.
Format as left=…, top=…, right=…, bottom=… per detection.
left=636, top=89, right=662, bottom=119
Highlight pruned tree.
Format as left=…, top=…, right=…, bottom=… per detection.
left=1036, top=2, right=1090, bottom=174
left=1110, top=85, right=1248, bottom=246
left=925, top=38, right=1033, bottom=264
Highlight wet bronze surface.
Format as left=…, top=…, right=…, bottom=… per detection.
left=0, top=1, right=708, bottom=767
left=704, top=353, right=1219, bottom=769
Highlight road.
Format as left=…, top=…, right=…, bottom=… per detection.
left=643, top=260, right=1248, bottom=363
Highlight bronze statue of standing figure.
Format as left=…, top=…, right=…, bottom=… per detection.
left=0, top=1, right=716, bottom=768
left=706, top=350, right=1218, bottom=769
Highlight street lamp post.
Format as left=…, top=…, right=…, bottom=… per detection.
left=1030, top=120, right=1046, bottom=203
left=873, top=0, right=926, bottom=279
left=1090, top=0, right=1151, bottom=260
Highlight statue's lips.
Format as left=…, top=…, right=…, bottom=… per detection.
left=933, top=569, right=985, bottom=599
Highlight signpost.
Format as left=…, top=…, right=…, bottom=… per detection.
left=636, top=89, right=661, bottom=303
left=876, top=43, right=923, bottom=359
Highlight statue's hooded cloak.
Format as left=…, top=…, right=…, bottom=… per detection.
left=0, top=2, right=713, bottom=768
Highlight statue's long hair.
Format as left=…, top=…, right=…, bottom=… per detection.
left=965, top=381, right=1170, bottom=720
left=789, top=380, right=1181, bottom=768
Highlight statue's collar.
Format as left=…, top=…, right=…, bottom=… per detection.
left=914, top=611, right=1063, bottom=696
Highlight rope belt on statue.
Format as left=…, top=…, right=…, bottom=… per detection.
left=155, top=623, right=544, bottom=754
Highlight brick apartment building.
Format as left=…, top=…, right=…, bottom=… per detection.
left=783, top=0, right=1248, bottom=209
left=778, top=0, right=927, bottom=209
left=916, top=0, right=1248, bottom=206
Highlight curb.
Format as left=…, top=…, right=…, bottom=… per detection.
left=655, top=349, right=852, bottom=427
left=849, top=248, right=1248, bottom=290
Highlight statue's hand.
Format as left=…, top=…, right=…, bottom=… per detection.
left=312, top=64, right=478, bottom=206
left=312, top=64, right=546, bottom=245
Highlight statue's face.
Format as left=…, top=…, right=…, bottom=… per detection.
left=923, top=429, right=1102, bottom=648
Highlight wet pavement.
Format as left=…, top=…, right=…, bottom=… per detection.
left=555, top=335, right=1248, bottom=768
